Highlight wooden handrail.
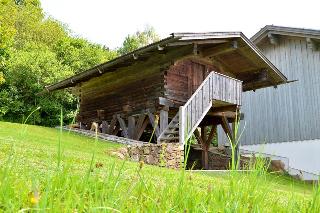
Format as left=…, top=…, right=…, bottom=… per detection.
left=179, top=72, right=242, bottom=145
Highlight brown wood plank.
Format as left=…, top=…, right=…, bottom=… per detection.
left=127, top=116, right=135, bottom=139
left=135, top=118, right=149, bottom=140
left=116, top=114, right=128, bottom=138
left=108, top=115, right=117, bottom=134
left=221, top=115, right=234, bottom=142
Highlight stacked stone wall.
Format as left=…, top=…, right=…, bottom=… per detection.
left=127, top=143, right=184, bottom=169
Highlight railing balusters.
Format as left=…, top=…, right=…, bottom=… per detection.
left=179, top=72, right=242, bottom=145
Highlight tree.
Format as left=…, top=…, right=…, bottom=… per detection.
left=0, top=0, right=117, bottom=126
left=118, top=26, right=160, bottom=55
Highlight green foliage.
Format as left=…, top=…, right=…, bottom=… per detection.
left=118, top=26, right=160, bottom=55
left=0, top=0, right=17, bottom=59
left=0, top=0, right=157, bottom=126
left=0, top=0, right=117, bottom=126
left=54, top=37, right=117, bottom=73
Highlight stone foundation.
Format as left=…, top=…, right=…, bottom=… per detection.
left=127, top=143, right=184, bottom=169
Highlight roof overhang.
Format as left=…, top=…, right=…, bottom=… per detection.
left=252, top=25, right=320, bottom=45
left=44, top=32, right=287, bottom=93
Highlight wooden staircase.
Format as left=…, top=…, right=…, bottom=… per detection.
left=158, top=113, right=179, bottom=143
left=157, top=71, right=242, bottom=145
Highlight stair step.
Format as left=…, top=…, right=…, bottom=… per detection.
left=159, top=136, right=179, bottom=141
left=164, top=130, right=178, bottom=135
left=168, top=126, right=179, bottom=129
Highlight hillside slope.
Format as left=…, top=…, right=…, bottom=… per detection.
left=0, top=121, right=317, bottom=212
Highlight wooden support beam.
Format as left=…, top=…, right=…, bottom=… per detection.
left=108, top=115, right=117, bottom=134
left=158, top=97, right=179, bottom=108
left=101, top=120, right=108, bottom=134
left=201, top=126, right=209, bottom=169
left=116, top=114, right=128, bottom=138
left=147, top=111, right=160, bottom=138
left=202, top=40, right=238, bottom=57
left=157, top=45, right=164, bottom=51
left=267, top=33, right=279, bottom=45
left=210, top=58, right=234, bottom=74
left=306, top=37, right=319, bottom=51
left=112, top=123, right=120, bottom=136
left=132, top=53, right=138, bottom=60
left=211, top=105, right=238, bottom=112
left=237, top=69, right=268, bottom=84
left=221, top=115, right=234, bottom=142
left=135, top=117, right=149, bottom=140
left=159, top=108, right=169, bottom=134
left=167, top=39, right=228, bottom=47
left=133, top=114, right=146, bottom=139
left=193, top=43, right=198, bottom=55
left=127, top=116, right=135, bottom=139
left=194, top=125, right=218, bottom=170
left=208, top=111, right=244, bottom=120
left=207, top=125, right=217, bottom=144
left=201, top=126, right=207, bottom=144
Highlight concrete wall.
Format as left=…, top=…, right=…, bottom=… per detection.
left=241, top=140, right=320, bottom=180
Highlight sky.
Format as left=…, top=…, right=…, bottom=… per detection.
left=41, top=0, right=320, bottom=49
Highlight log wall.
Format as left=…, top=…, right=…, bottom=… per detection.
left=164, top=59, right=218, bottom=104
left=77, top=58, right=220, bottom=124
left=78, top=63, right=167, bottom=123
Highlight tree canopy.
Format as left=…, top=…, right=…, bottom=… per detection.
left=117, top=26, right=160, bottom=55
left=0, top=0, right=159, bottom=126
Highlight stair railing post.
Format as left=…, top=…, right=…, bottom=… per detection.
left=179, top=106, right=185, bottom=146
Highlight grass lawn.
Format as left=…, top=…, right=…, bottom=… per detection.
left=0, top=121, right=318, bottom=212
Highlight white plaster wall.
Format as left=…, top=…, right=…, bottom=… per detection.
left=241, top=139, right=320, bottom=179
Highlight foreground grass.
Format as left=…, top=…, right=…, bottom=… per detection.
left=0, top=121, right=319, bottom=212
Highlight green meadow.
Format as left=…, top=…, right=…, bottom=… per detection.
left=0, top=121, right=318, bottom=212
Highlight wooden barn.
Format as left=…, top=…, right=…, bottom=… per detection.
left=45, top=32, right=287, bottom=167
left=236, top=26, right=320, bottom=179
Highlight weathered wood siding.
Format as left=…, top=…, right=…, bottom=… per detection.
left=78, top=64, right=166, bottom=123
left=164, top=59, right=217, bottom=104
left=240, top=36, right=320, bottom=145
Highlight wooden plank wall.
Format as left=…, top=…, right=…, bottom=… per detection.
left=233, top=36, right=320, bottom=145
left=164, top=59, right=217, bottom=105
left=78, top=64, right=166, bottom=123
left=78, top=58, right=221, bottom=124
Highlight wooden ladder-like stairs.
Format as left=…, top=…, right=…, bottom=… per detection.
left=157, top=113, right=180, bottom=143
left=157, top=71, right=242, bottom=145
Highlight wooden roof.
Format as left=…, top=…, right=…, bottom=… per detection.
left=252, top=25, right=320, bottom=44
left=45, top=32, right=287, bottom=92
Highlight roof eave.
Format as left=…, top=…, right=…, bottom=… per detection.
left=240, top=32, right=287, bottom=84
left=251, top=25, right=320, bottom=44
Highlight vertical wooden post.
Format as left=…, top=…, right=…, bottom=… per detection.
left=179, top=106, right=185, bottom=145
left=196, top=125, right=217, bottom=170
left=159, top=107, right=169, bottom=134
left=108, top=115, right=117, bottom=134
left=201, top=126, right=209, bottom=170
left=101, top=121, right=108, bottom=134
left=135, top=117, right=149, bottom=140
left=128, top=116, right=135, bottom=139
left=116, top=114, right=128, bottom=138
